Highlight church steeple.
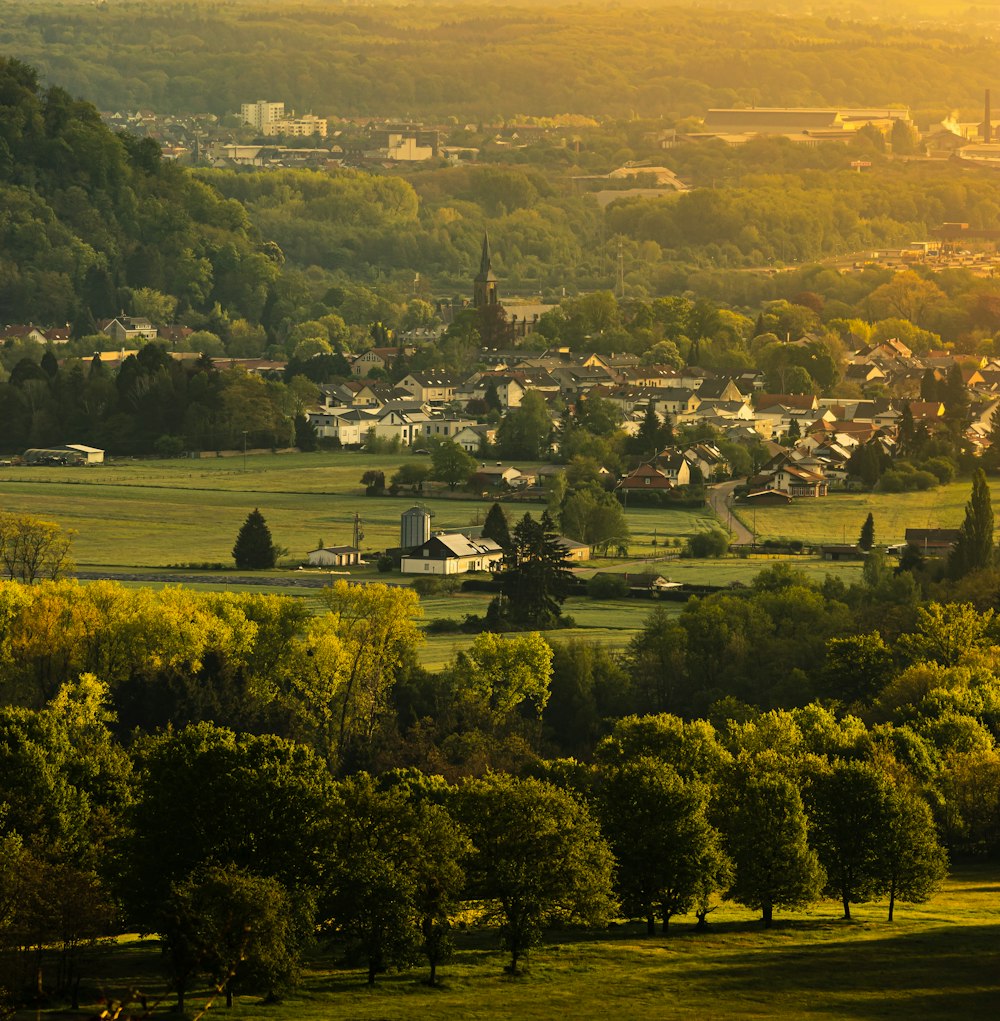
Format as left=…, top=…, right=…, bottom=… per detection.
left=473, top=232, right=498, bottom=309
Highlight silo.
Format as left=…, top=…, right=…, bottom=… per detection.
left=401, top=506, right=431, bottom=549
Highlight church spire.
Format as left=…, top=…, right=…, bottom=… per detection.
left=473, top=232, right=498, bottom=308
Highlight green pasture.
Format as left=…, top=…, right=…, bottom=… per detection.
left=46, top=865, right=1000, bottom=1021
left=739, top=479, right=1000, bottom=548
left=0, top=452, right=722, bottom=567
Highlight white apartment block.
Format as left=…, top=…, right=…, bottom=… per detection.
left=241, top=101, right=285, bottom=130
left=262, top=113, right=327, bottom=138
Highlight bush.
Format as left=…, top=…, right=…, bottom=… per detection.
left=876, top=470, right=904, bottom=493
left=921, top=457, right=956, bottom=484
left=911, top=470, right=938, bottom=491
left=426, top=617, right=462, bottom=633
left=376, top=554, right=394, bottom=573
left=154, top=434, right=185, bottom=458
left=587, top=573, right=630, bottom=599
left=685, top=529, right=731, bottom=558
left=411, top=576, right=460, bottom=596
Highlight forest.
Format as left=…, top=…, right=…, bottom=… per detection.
left=4, top=535, right=1000, bottom=1006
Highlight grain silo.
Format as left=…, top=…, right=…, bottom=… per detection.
left=401, top=506, right=431, bottom=549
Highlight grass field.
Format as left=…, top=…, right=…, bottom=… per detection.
left=44, top=864, right=1000, bottom=1021
left=0, top=452, right=717, bottom=567
left=739, top=480, right=1000, bottom=548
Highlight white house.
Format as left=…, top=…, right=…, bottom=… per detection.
left=307, top=545, right=361, bottom=567
left=400, top=534, right=504, bottom=574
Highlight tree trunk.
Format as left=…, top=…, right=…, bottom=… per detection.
left=368, top=960, right=377, bottom=986
left=762, top=902, right=773, bottom=928
left=429, top=960, right=437, bottom=986
left=843, top=895, right=851, bottom=921
left=888, top=882, right=896, bottom=922
left=226, top=980, right=233, bottom=1008
left=661, top=911, right=670, bottom=935
left=177, top=982, right=186, bottom=1013
left=646, top=914, right=656, bottom=936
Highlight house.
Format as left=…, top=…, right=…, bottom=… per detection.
left=419, top=413, right=477, bottom=442
left=617, top=463, right=673, bottom=490
left=472, top=465, right=524, bottom=490
left=307, top=545, right=361, bottom=567
left=684, top=444, right=730, bottom=480
left=743, top=487, right=794, bottom=506
left=400, top=533, right=504, bottom=574
left=771, top=463, right=829, bottom=498
left=453, top=424, right=495, bottom=453
left=351, top=347, right=409, bottom=377
left=622, top=572, right=683, bottom=592
left=904, top=528, right=960, bottom=554
left=655, top=450, right=692, bottom=487
left=100, top=316, right=158, bottom=345
left=397, top=372, right=460, bottom=404
left=554, top=536, right=592, bottom=561
left=650, top=387, right=702, bottom=417
left=1, top=325, right=48, bottom=344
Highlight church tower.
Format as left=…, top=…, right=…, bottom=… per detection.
left=473, top=233, right=498, bottom=309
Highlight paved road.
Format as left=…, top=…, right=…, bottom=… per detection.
left=707, top=480, right=755, bottom=545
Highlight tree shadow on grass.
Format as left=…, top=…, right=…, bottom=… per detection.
left=669, top=922, right=1000, bottom=1020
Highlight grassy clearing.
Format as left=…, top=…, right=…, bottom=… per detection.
left=0, top=454, right=717, bottom=567
left=741, top=479, right=1000, bottom=548
left=52, top=865, right=1000, bottom=1021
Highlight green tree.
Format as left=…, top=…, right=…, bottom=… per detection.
left=457, top=773, right=616, bottom=973
left=597, top=757, right=731, bottom=934
left=876, top=783, right=948, bottom=922
left=496, top=391, right=552, bottom=460
left=949, top=469, right=994, bottom=577
left=481, top=502, right=511, bottom=550
left=429, top=439, right=477, bottom=491
left=858, top=512, right=875, bottom=552
left=495, top=512, right=573, bottom=628
left=0, top=513, right=75, bottom=583
left=164, top=865, right=309, bottom=1009
left=322, top=774, right=469, bottom=985
left=456, top=631, right=553, bottom=724
left=718, top=759, right=824, bottom=927
left=805, top=760, right=889, bottom=920
left=232, top=508, right=277, bottom=569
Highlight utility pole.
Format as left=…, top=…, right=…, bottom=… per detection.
left=242, top=430, right=248, bottom=472
left=353, top=512, right=364, bottom=550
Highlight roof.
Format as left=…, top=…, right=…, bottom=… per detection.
left=309, top=545, right=359, bottom=555
left=426, top=534, right=502, bottom=558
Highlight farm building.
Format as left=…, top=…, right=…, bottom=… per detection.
left=23, top=444, right=105, bottom=465
left=306, top=546, right=361, bottom=567
left=400, top=533, right=504, bottom=575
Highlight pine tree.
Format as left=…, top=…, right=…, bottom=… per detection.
left=858, top=512, right=875, bottom=551
left=232, top=508, right=278, bottom=569
left=950, top=469, right=994, bottom=578
left=482, top=502, right=511, bottom=551
left=496, top=512, right=573, bottom=627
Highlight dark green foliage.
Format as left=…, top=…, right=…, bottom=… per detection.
left=718, top=760, right=825, bottom=927
left=232, top=508, right=278, bottom=569
left=950, top=469, right=994, bottom=578
left=429, top=439, right=477, bottom=491
left=859, top=512, right=875, bottom=552
left=457, top=773, right=616, bottom=973
left=587, top=572, right=629, bottom=599
left=686, top=528, right=730, bottom=558
left=495, top=512, right=573, bottom=628
left=481, top=502, right=511, bottom=550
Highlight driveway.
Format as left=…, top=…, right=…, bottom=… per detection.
left=707, top=480, right=755, bottom=545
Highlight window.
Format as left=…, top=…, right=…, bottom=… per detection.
left=423, top=549, right=429, bottom=557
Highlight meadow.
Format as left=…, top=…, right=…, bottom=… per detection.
left=0, top=449, right=885, bottom=666
left=61, top=865, right=1000, bottom=1021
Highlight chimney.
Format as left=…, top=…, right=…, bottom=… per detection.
left=986, top=89, right=992, bottom=143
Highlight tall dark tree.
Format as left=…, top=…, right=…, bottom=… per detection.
left=858, top=512, right=875, bottom=551
left=494, top=512, right=573, bottom=627
left=982, top=407, right=1000, bottom=472
left=943, top=362, right=970, bottom=428
left=897, top=402, right=915, bottom=457
left=482, top=502, right=511, bottom=551
left=630, top=404, right=667, bottom=459
left=232, top=508, right=278, bottom=569
left=950, top=469, right=994, bottom=578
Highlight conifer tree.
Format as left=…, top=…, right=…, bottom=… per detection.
left=482, top=502, right=511, bottom=551
left=232, top=508, right=278, bottom=569
left=950, top=469, right=994, bottom=577
left=858, top=512, right=875, bottom=551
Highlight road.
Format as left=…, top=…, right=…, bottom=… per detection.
left=707, top=480, right=755, bottom=545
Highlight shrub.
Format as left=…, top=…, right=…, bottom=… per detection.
left=921, top=457, right=956, bottom=485
left=154, top=434, right=185, bottom=458
left=685, top=529, right=730, bottom=558
left=587, top=573, right=630, bottom=599
left=376, top=554, right=394, bottom=573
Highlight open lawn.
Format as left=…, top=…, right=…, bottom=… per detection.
left=739, top=478, right=1000, bottom=548
left=0, top=453, right=723, bottom=567
left=36, top=865, right=1000, bottom=1021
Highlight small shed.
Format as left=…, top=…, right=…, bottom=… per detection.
left=307, top=545, right=361, bottom=567
left=64, top=444, right=105, bottom=464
